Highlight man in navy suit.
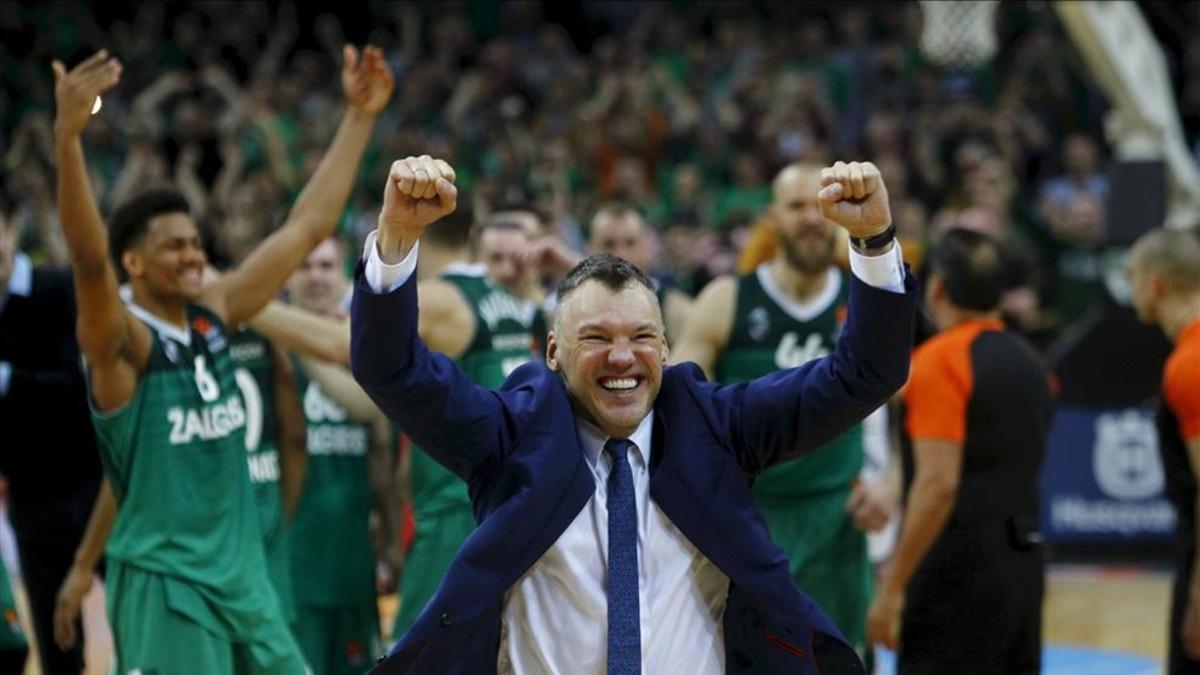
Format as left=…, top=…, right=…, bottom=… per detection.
left=351, top=156, right=917, bottom=674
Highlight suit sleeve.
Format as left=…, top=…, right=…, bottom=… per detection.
left=718, top=272, right=918, bottom=474
left=350, top=263, right=516, bottom=481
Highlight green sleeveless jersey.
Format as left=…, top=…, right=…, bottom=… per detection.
left=288, top=370, right=376, bottom=609
left=91, top=303, right=281, bottom=639
left=410, top=264, right=545, bottom=517
left=226, top=327, right=294, bottom=619
left=715, top=265, right=863, bottom=498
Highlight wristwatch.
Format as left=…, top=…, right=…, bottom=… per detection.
left=849, top=224, right=896, bottom=254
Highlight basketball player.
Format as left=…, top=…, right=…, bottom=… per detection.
left=284, top=235, right=399, bottom=675
left=672, top=162, right=896, bottom=655
left=48, top=45, right=392, bottom=672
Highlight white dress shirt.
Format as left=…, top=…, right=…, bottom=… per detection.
left=359, top=231, right=907, bottom=672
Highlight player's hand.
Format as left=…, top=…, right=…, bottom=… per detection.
left=520, top=236, right=582, bottom=278
left=52, top=50, right=122, bottom=139
left=377, top=155, right=457, bottom=262
left=818, top=161, right=891, bottom=240
left=342, top=44, right=394, bottom=115
left=866, top=586, right=904, bottom=651
left=846, top=479, right=895, bottom=533
left=53, top=563, right=94, bottom=649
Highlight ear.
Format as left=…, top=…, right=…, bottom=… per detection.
left=545, top=330, right=561, bottom=372
left=121, top=249, right=142, bottom=279
left=929, top=275, right=947, bottom=302
left=1150, top=274, right=1168, bottom=300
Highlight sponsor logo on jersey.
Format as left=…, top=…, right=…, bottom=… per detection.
left=773, top=332, right=830, bottom=370
left=748, top=307, right=771, bottom=343
left=167, top=396, right=247, bottom=445
left=247, top=449, right=280, bottom=483
left=229, top=341, right=267, bottom=362
left=307, top=425, right=369, bottom=456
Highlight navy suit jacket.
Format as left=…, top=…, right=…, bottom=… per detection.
left=350, top=264, right=918, bottom=674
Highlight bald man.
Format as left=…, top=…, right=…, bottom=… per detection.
left=672, top=163, right=896, bottom=657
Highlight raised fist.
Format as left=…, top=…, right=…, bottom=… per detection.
left=818, top=161, right=892, bottom=240
left=377, top=155, right=457, bottom=262
left=342, top=44, right=394, bottom=115
left=52, top=51, right=122, bottom=138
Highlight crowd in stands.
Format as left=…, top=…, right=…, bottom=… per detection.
left=3, top=1, right=1198, bottom=346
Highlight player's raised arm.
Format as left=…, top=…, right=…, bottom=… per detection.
left=209, top=45, right=394, bottom=326
left=53, top=52, right=153, bottom=409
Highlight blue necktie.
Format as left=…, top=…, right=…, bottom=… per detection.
left=605, top=438, right=641, bottom=674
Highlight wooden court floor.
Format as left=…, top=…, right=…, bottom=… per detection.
left=15, top=564, right=1172, bottom=674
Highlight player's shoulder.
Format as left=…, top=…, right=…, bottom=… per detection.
left=1165, top=326, right=1200, bottom=391
left=693, top=274, right=738, bottom=309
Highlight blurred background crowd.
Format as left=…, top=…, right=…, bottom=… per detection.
left=3, top=0, right=1197, bottom=348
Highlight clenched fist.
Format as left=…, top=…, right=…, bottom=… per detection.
left=818, top=161, right=891, bottom=240
left=377, top=155, right=457, bottom=263
left=52, top=50, right=122, bottom=139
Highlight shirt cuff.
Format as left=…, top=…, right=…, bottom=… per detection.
left=848, top=241, right=905, bottom=294
left=361, top=230, right=419, bottom=293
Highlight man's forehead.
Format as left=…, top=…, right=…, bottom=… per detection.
left=560, top=280, right=660, bottom=324
left=480, top=227, right=527, bottom=250
left=593, top=214, right=644, bottom=238
left=146, top=212, right=199, bottom=238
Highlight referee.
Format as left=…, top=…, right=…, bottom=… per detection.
left=1128, top=227, right=1200, bottom=673
left=867, top=228, right=1054, bottom=673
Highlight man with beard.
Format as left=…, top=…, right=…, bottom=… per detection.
left=672, top=163, right=895, bottom=657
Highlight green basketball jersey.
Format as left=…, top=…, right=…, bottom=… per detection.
left=715, top=265, right=863, bottom=498
left=91, top=303, right=283, bottom=641
left=409, top=264, right=545, bottom=518
left=288, top=371, right=376, bottom=609
left=227, top=327, right=294, bottom=620
left=0, top=552, right=26, bottom=650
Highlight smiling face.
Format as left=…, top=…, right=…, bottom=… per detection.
left=547, top=279, right=668, bottom=439
left=288, top=237, right=348, bottom=316
left=123, top=213, right=207, bottom=301
left=770, top=165, right=836, bottom=274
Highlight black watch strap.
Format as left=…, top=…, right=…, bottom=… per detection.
left=849, top=224, right=896, bottom=252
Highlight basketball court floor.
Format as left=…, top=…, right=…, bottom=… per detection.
left=9, top=563, right=1173, bottom=675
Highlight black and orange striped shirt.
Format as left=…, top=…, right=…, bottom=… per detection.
left=902, top=318, right=1055, bottom=525
left=1158, top=318, right=1200, bottom=536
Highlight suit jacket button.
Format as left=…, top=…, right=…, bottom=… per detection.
left=440, top=613, right=452, bottom=627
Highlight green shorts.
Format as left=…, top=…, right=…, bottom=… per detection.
left=107, top=562, right=307, bottom=674
left=392, top=505, right=475, bottom=640
left=292, top=603, right=380, bottom=675
left=757, top=487, right=872, bottom=654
